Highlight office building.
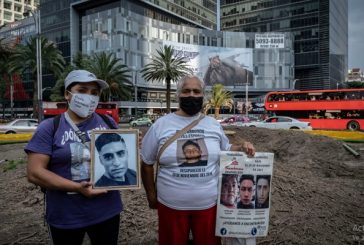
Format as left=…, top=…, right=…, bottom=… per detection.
left=71, top=0, right=293, bottom=115
left=141, top=0, right=217, bottom=29
left=1, top=0, right=295, bottom=117
left=221, top=0, right=348, bottom=90
left=0, top=0, right=38, bottom=26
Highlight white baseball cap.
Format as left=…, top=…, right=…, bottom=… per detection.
left=64, top=70, right=109, bottom=90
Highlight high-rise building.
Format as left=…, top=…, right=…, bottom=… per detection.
left=141, top=0, right=217, bottom=29
left=0, top=0, right=39, bottom=26
left=40, top=0, right=216, bottom=63
left=221, top=0, right=348, bottom=90
left=1, top=0, right=296, bottom=117
left=39, top=0, right=216, bottom=89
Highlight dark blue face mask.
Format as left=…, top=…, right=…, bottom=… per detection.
left=179, top=96, right=204, bottom=116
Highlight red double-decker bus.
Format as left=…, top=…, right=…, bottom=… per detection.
left=264, top=88, right=364, bottom=130
left=43, top=101, right=120, bottom=123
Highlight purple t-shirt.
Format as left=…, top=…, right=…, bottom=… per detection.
left=25, top=113, right=122, bottom=229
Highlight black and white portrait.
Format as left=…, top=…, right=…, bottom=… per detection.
left=91, top=129, right=140, bottom=190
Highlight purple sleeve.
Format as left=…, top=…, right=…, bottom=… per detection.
left=24, top=118, right=54, bottom=156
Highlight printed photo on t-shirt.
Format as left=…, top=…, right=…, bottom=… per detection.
left=70, top=142, right=91, bottom=181
left=177, top=138, right=208, bottom=167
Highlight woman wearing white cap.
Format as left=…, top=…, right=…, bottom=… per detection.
left=25, top=70, right=121, bottom=245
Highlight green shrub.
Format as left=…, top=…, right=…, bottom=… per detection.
left=3, top=159, right=26, bottom=172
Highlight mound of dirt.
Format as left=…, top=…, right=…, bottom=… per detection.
left=0, top=127, right=363, bottom=244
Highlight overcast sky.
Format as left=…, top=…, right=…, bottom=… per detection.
left=348, top=0, right=364, bottom=71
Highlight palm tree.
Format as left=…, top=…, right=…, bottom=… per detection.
left=9, top=36, right=65, bottom=118
left=50, top=52, right=92, bottom=101
left=204, top=84, right=234, bottom=119
left=0, top=38, right=10, bottom=111
left=0, top=38, right=9, bottom=61
left=141, top=45, right=191, bottom=113
left=88, top=52, right=132, bottom=101
left=0, top=38, right=14, bottom=79
left=0, top=38, right=20, bottom=118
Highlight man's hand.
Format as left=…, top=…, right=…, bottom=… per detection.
left=78, top=181, right=108, bottom=198
left=242, top=141, right=255, bottom=157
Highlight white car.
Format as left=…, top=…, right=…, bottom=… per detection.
left=237, top=116, right=312, bottom=130
left=0, top=119, right=38, bottom=134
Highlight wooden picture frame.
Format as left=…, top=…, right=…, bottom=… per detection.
left=90, top=129, right=140, bottom=190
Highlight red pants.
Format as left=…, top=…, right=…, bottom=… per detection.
left=157, top=203, right=221, bottom=245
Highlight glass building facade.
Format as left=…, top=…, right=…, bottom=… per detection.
left=221, top=0, right=348, bottom=90
left=40, top=0, right=216, bottom=92
left=72, top=0, right=293, bottom=111
left=141, top=0, right=217, bottom=30
left=3, top=0, right=295, bottom=115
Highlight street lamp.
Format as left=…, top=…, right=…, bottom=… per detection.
left=42, top=87, right=52, bottom=97
left=292, top=79, right=299, bottom=90
left=244, top=71, right=249, bottom=117
left=159, top=99, right=163, bottom=114
left=10, top=76, right=14, bottom=118
left=24, top=10, right=42, bottom=121
left=130, top=67, right=138, bottom=116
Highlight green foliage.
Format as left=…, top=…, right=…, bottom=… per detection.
left=2, top=159, right=26, bottom=172
left=8, top=36, right=65, bottom=118
left=50, top=65, right=75, bottom=101
left=88, top=52, right=132, bottom=101
left=0, top=38, right=15, bottom=102
left=346, top=81, right=364, bottom=88
left=51, top=51, right=132, bottom=102
left=10, top=36, right=65, bottom=77
left=141, top=45, right=191, bottom=112
left=50, top=52, right=91, bottom=101
left=204, top=84, right=234, bottom=118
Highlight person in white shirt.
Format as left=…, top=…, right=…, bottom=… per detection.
left=141, top=74, right=255, bottom=245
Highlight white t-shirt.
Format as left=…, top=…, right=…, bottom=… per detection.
left=141, top=113, right=231, bottom=210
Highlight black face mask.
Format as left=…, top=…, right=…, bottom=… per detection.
left=179, top=96, right=203, bottom=116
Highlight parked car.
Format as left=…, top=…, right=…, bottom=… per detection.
left=0, top=119, right=39, bottom=134
left=237, top=116, right=312, bottom=130
left=129, top=117, right=153, bottom=127
left=220, top=115, right=250, bottom=126
left=119, top=115, right=135, bottom=123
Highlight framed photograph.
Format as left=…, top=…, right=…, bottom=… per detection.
left=90, top=129, right=140, bottom=190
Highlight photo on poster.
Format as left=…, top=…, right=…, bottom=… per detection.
left=90, top=129, right=140, bottom=190
left=163, top=40, right=254, bottom=87
left=255, top=175, right=271, bottom=209
left=216, top=152, right=274, bottom=238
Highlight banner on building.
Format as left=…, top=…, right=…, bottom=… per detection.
left=163, top=41, right=253, bottom=87
left=216, top=151, right=274, bottom=238
left=255, top=33, right=285, bottom=49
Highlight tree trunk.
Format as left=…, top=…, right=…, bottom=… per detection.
left=166, top=78, right=171, bottom=113
left=32, top=78, right=38, bottom=119
left=214, top=107, right=220, bottom=119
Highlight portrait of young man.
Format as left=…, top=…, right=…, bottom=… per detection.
left=178, top=139, right=208, bottom=167
left=237, top=174, right=255, bottom=209
left=255, top=175, right=271, bottom=209
left=93, top=132, right=137, bottom=188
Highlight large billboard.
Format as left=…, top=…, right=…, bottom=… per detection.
left=163, top=41, right=253, bottom=87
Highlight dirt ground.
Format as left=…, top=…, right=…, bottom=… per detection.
left=0, top=127, right=363, bottom=245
